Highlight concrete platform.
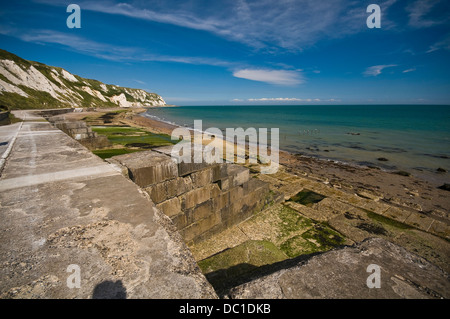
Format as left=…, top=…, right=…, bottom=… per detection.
left=0, top=110, right=217, bottom=299
left=229, top=237, right=450, bottom=299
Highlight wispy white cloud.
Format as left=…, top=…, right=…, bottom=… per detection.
left=406, top=0, right=449, bottom=28
left=233, top=69, right=304, bottom=86
left=363, top=64, right=397, bottom=77
left=140, top=54, right=235, bottom=68
left=402, top=68, right=416, bottom=73
left=33, top=0, right=398, bottom=51
left=1, top=27, right=239, bottom=68
left=133, top=79, right=146, bottom=85
left=3, top=28, right=137, bottom=61
left=3, top=26, right=307, bottom=87
left=426, top=33, right=450, bottom=53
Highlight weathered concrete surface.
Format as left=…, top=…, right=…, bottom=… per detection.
left=0, top=110, right=217, bottom=299
left=0, top=122, right=22, bottom=157
left=0, top=122, right=22, bottom=173
left=229, top=238, right=449, bottom=299
left=48, top=115, right=111, bottom=150
left=112, top=150, right=178, bottom=188
left=153, top=145, right=214, bottom=177
left=110, top=146, right=279, bottom=245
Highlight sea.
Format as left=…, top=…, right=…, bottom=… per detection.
left=144, top=105, right=450, bottom=185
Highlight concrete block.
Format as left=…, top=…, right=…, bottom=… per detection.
left=237, top=204, right=255, bottom=222
left=153, top=145, right=213, bottom=176
left=229, top=185, right=244, bottom=203
left=242, top=191, right=258, bottom=208
left=179, top=162, right=211, bottom=177
left=191, top=167, right=213, bottom=188
left=210, top=183, right=221, bottom=198
left=242, top=178, right=268, bottom=195
left=171, top=213, right=188, bottom=230
left=73, top=133, right=89, bottom=140
left=80, top=135, right=111, bottom=150
left=428, top=220, right=450, bottom=238
left=404, top=212, right=434, bottom=231
left=87, top=132, right=97, bottom=139
left=112, top=151, right=178, bottom=187
left=227, top=165, right=250, bottom=186
left=156, top=197, right=181, bottom=218
left=69, top=128, right=90, bottom=135
left=105, top=157, right=129, bottom=177
left=187, top=200, right=213, bottom=224
left=383, top=206, right=412, bottom=223
left=198, top=211, right=221, bottom=235
left=220, top=204, right=247, bottom=228
left=145, top=182, right=167, bottom=204
left=231, top=201, right=244, bottom=215
left=218, top=165, right=250, bottom=190
left=165, top=176, right=193, bottom=198
left=218, top=177, right=231, bottom=191
left=179, top=224, right=198, bottom=243
left=211, top=164, right=227, bottom=182
left=219, top=205, right=232, bottom=225
left=182, top=185, right=211, bottom=210
left=212, top=190, right=230, bottom=211
left=180, top=212, right=221, bottom=243
left=64, top=122, right=87, bottom=129
left=194, top=223, right=227, bottom=244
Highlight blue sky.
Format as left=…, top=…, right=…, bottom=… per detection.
left=1, top=0, right=449, bottom=105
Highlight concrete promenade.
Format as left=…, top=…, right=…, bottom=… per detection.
left=0, top=110, right=216, bottom=298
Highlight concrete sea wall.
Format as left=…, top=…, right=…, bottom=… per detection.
left=1, top=110, right=218, bottom=298
left=109, top=147, right=282, bottom=245
left=48, top=115, right=110, bottom=150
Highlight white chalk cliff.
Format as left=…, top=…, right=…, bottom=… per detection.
left=0, top=49, right=166, bottom=109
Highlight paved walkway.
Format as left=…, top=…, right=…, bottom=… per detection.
left=0, top=110, right=216, bottom=298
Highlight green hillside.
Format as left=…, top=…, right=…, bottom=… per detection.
left=0, top=49, right=165, bottom=110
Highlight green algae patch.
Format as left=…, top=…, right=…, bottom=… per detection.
left=91, top=126, right=179, bottom=159
left=197, top=240, right=287, bottom=291
left=238, top=205, right=346, bottom=259
left=198, top=240, right=288, bottom=293
left=198, top=240, right=287, bottom=276
left=366, top=211, right=412, bottom=230
left=280, top=223, right=346, bottom=257
left=279, top=235, right=319, bottom=257
left=194, top=205, right=349, bottom=294
left=240, top=205, right=346, bottom=259
left=92, top=126, right=177, bottom=150
left=289, top=189, right=326, bottom=206
left=276, top=205, right=313, bottom=239
left=92, top=148, right=142, bottom=159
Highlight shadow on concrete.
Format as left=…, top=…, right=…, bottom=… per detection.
left=204, top=251, right=327, bottom=298
left=204, top=241, right=352, bottom=298
left=92, top=280, right=127, bottom=299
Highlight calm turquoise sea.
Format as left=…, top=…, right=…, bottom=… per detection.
left=145, top=105, right=450, bottom=184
